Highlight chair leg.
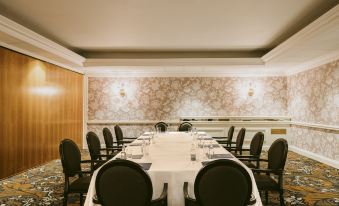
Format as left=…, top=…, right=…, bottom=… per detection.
left=63, top=193, right=68, bottom=206
left=279, top=190, right=285, bottom=206
left=265, top=191, right=268, bottom=205
left=80, top=193, right=84, bottom=205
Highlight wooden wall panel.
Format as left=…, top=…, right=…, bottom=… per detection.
left=0, top=47, right=83, bottom=179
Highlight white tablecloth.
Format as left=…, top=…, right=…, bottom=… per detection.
left=84, top=132, right=262, bottom=206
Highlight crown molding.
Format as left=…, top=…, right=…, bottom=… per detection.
left=0, top=14, right=85, bottom=70
left=285, top=49, right=339, bottom=76
left=83, top=65, right=285, bottom=77
left=262, top=4, right=339, bottom=63
left=83, top=57, right=264, bottom=67
left=0, top=42, right=84, bottom=74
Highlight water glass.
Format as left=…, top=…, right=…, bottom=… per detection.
left=120, top=146, right=127, bottom=160
left=208, top=145, right=214, bottom=159
left=126, top=147, right=132, bottom=159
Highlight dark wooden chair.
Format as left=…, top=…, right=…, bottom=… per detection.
left=214, top=126, right=235, bottom=148
left=183, top=159, right=253, bottom=206
left=102, top=127, right=123, bottom=154
left=94, top=159, right=168, bottom=206
left=252, top=138, right=288, bottom=206
left=227, top=128, right=246, bottom=155
left=237, top=132, right=265, bottom=168
left=86, top=131, right=117, bottom=171
left=114, top=125, right=136, bottom=147
left=178, top=122, right=193, bottom=132
left=155, top=122, right=168, bottom=132
left=59, top=139, right=92, bottom=206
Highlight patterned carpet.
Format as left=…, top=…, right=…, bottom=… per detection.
left=0, top=151, right=338, bottom=206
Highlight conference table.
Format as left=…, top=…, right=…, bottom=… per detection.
left=84, top=132, right=262, bottom=206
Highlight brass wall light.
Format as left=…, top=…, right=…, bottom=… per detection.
left=248, top=83, right=254, bottom=96
left=118, top=83, right=126, bottom=97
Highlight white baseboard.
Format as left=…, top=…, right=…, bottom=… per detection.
left=289, top=146, right=339, bottom=169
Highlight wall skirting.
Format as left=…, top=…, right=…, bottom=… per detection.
left=289, top=146, right=339, bottom=169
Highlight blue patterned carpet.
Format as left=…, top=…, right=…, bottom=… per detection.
left=0, top=151, right=338, bottom=205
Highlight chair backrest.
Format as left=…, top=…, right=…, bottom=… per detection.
left=59, top=139, right=82, bottom=177
left=267, top=138, right=288, bottom=171
left=235, top=128, right=246, bottom=152
left=86, top=131, right=102, bottom=160
left=103, top=127, right=114, bottom=148
left=194, top=159, right=252, bottom=206
left=95, top=160, right=153, bottom=206
left=227, top=126, right=235, bottom=143
left=249, top=132, right=264, bottom=157
left=155, top=122, right=168, bottom=132
left=178, top=122, right=193, bottom=132
left=114, top=125, right=124, bottom=145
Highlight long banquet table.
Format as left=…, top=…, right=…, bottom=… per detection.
left=84, top=132, right=262, bottom=206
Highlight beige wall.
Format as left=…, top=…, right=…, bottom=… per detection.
left=287, top=59, right=339, bottom=160
left=87, top=60, right=339, bottom=163
left=88, top=76, right=288, bottom=120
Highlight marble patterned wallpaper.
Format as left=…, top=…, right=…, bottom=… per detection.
left=88, top=76, right=288, bottom=121
left=87, top=60, right=339, bottom=163
left=287, top=59, right=339, bottom=161
left=287, top=60, right=339, bottom=126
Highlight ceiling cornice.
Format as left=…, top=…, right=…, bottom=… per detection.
left=262, top=4, right=339, bottom=62
left=83, top=57, right=264, bottom=67
left=0, top=4, right=338, bottom=77
left=0, top=14, right=85, bottom=73
left=285, top=49, right=339, bottom=76
left=83, top=65, right=285, bottom=77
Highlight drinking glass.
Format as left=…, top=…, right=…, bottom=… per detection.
left=126, top=147, right=132, bottom=159
left=208, top=144, right=214, bottom=159
left=190, top=143, right=197, bottom=164
left=120, top=145, right=127, bottom=159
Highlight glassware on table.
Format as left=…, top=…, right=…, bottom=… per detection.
left=193, top=127, right=198, bottom=135
left=156, top=125, right=161, bottom=134
left=203, top=142, right=209, bottom=160
left=125, top=147, right=132, bottom=159
left=120, top=145, right=127, bottom=159
left=142, top=139, right=150, bottom=157
left=208, top=144, right=214, bottom=159
left=190, top=143, right=197, bottom=163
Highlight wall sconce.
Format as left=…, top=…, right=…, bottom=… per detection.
left=248, top=83, right=254, bottom=96
left=119, top=88, right=126, bottom=97
left=118, top=83, right=126, bottom=98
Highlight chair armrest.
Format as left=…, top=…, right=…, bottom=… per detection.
left=259, top=158, right=268, bottom=162
left=183, top=182, right=196, bottom=204
left=81, top=170, right=93, bottom=174
left=252, top=168, right=283, bottom=175
left=238, top=157, right=258, bottom=162
left=87, top=159, right=107, bottom=163
left=216, top=140, right=228, bottom=144
left=235, top=155, right=255, bottom=158
left=227, top=147, right=238, bottom=151
left=95, top=154, right=114, bottom=160
left=241, top=148, right=250, bottom=151
left=213, top=136, right=227, bottom=139
left=80, top=160, right=93, bottom=164
left=151, top=183, right=168, bottom=205
left=124, top=137, right=137, bottom=140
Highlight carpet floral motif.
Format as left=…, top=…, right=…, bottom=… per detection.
left=0, top=151, right=337, bottom=206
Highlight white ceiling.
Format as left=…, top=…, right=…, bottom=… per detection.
left=0, top=0, right=337, bottom=54
left=0, top=0, right=338, bottom=76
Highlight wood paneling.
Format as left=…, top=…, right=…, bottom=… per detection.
left=0, top=47, right=83, bottom=179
